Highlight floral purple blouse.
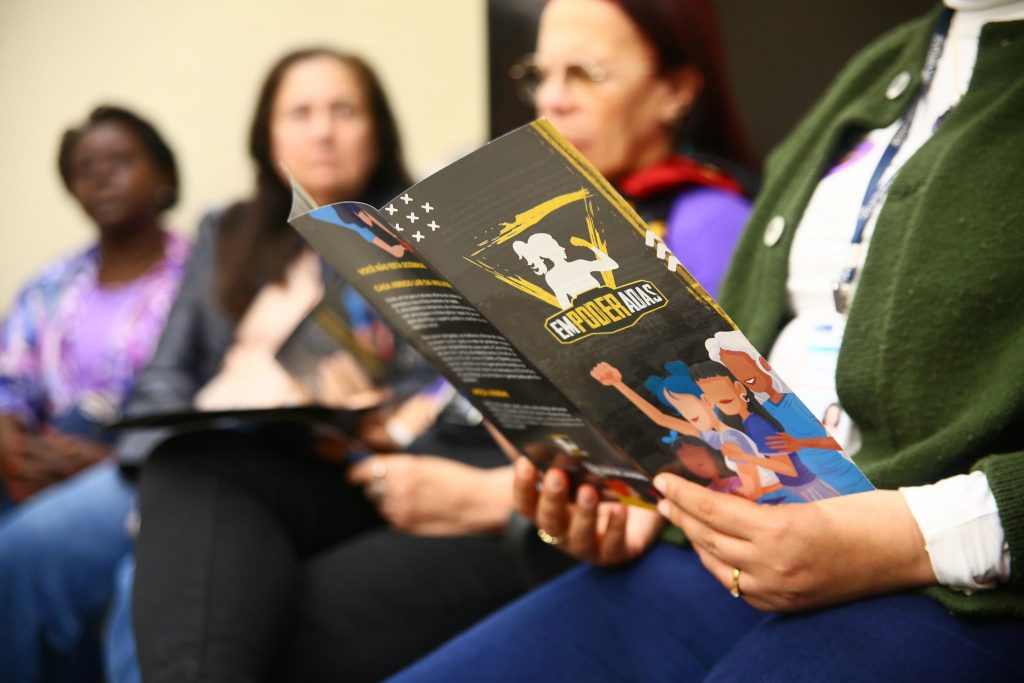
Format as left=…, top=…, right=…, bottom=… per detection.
left=0, top=232, right=190, bottom=427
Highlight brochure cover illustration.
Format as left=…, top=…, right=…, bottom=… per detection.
left=289, top=120, right=874, bottom=507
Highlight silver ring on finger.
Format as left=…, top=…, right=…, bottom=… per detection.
left=369, top=459, right=387, bottom=499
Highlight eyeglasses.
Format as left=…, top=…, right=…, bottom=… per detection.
left=508, top=54, right=654, bottom=106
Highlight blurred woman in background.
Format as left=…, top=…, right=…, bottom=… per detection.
left=510, top=0, right=756, bottom=296
left=0, top=105, right=188, bottom=683
left=126, top=47, right=522, bottom=683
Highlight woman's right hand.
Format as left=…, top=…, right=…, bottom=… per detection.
left=513, top=456, right=663, bottom=566
left=0, top=416, right=108, bottom=501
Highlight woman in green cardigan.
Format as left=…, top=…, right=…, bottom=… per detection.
left=389, top=2, right=1024, bottom=680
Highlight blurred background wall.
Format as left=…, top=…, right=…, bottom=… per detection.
left=0, top=0, right=487, bottom=310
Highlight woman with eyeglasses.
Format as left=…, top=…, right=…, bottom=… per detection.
left=371, top=0, right=757, bottom=604
left=349, top=0, right=759, bottom=646
left=388, top=0, right=1024, bottom=680
left=406, top=0, right=759, bottom=589
left=510, top=0, right=756, bottom=297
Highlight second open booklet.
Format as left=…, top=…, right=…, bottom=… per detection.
left=289, top=119, right=873, bottom=507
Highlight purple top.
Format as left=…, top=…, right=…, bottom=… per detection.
left=663, top=187, right=751, bottom=298
left=0, top=232, right=190, bottom=427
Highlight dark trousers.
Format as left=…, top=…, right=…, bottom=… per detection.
left=132, top=425, right=552, bottom=683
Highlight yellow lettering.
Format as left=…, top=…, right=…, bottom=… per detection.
left=566, top=309, right=589, bottom=331
left=595, top=293, right=629, bottom=321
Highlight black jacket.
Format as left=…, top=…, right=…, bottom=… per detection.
left=116, top=210, right=238, bottom=465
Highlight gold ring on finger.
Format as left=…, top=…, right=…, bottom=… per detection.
left=730, top=567, right=743, bottom=598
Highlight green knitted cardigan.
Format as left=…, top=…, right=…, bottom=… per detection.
left=717, top=6, right=1024, bottom=619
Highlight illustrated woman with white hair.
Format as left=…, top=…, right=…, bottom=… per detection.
left=706, top=330, right=870, bottom=494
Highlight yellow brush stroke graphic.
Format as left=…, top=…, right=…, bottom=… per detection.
left=495, top=274, right=560, bottom=309
left=464, top=257, right=560, bottom=308
left=463, top=158, right=629, bottom=310
left=587, top=211, right=615, bottom=289
left=470, top=188, right=590, bottom=257
left=529, top=119, right=735, bottom=326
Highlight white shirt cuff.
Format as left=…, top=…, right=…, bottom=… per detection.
left=899, top=471, right=1011, bottom=594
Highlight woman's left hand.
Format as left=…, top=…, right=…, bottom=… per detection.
left=348, top=456, right=513, bottom=536
left=653, top=474, right=937, bottom=611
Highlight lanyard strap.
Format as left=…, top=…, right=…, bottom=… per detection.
left=833, top=8, right=953, bottom=311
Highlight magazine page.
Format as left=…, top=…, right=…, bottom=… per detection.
left=291, top=120, right=874, bottom=506
left=276, top=278, right=390, bottom=396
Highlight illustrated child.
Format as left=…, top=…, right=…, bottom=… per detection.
left=688, top=360, right=840, bottom=501
left=590, top=361, right=797, bottom=503
left=513, top=232, right=617, bottom=308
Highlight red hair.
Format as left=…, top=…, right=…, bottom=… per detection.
left=612, top=0, right=757, bottom=168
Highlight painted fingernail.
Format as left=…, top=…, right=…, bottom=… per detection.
left=653, top=475, right=667, bottom=494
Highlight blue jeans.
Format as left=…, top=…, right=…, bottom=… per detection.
left=0, top=460, right=135, bottom=683
left=105, top=556, right=141, bottom=683
left=390, top=544, right=1024, bottom=682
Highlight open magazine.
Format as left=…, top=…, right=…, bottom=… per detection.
left=289, top=120, right=874, bottom=507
